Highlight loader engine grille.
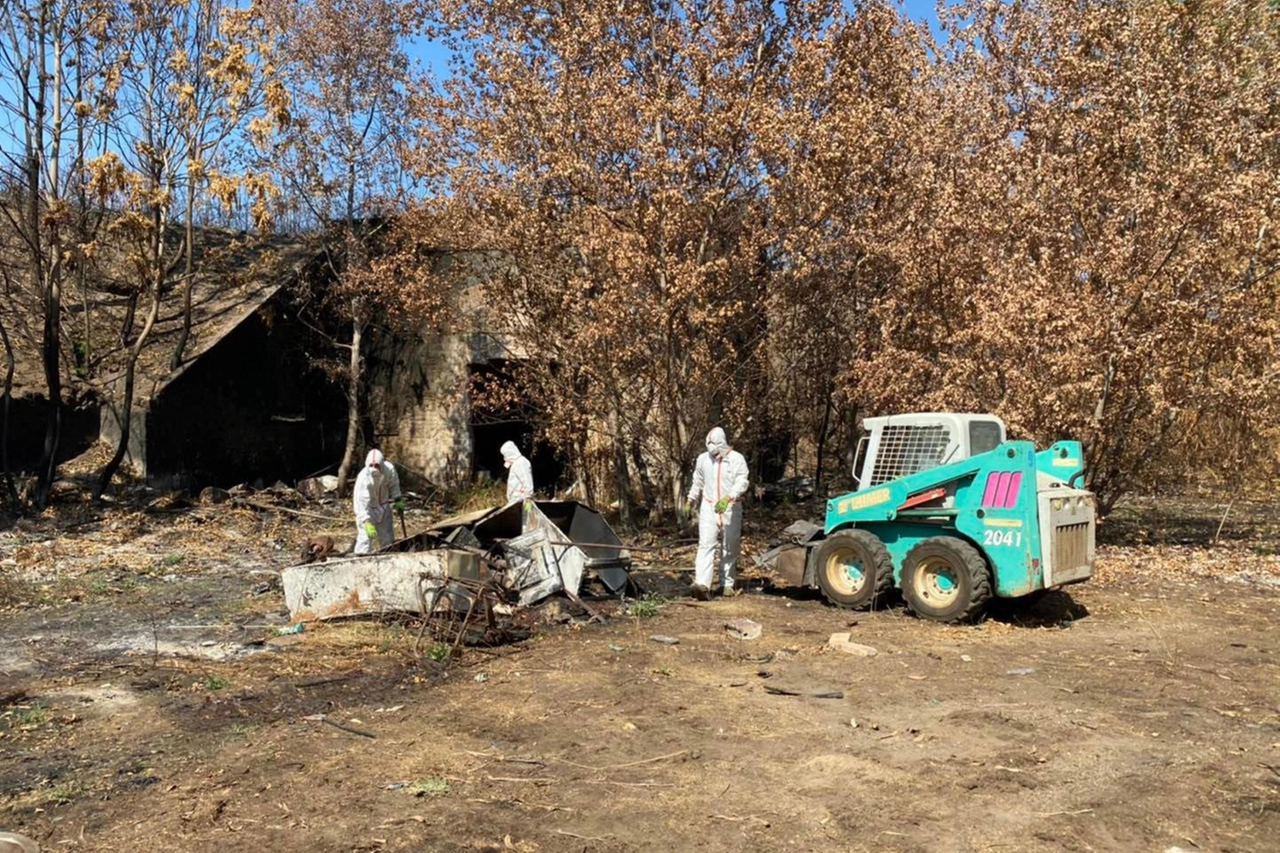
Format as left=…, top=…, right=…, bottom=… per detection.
left=869, top=425, right=952, bottom=485
left=1051, top=522, right=1091, bottom=578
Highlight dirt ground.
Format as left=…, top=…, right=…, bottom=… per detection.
left=2, top=491, right=1279, bottom=853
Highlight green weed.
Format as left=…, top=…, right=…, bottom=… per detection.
left=47, top=780, right=85, bottom=804
left=410, top=778, right=450, bottom=797
left=629, top=599, right=662, bottom=619
left=13, top=704, right=48, bottom=728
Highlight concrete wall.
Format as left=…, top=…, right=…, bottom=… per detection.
left=366, top=329, right=474, bottom=490
left=98, top=399, right=148, bottom=477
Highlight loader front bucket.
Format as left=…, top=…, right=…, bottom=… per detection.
left=753, top=520, right=823, bottom=587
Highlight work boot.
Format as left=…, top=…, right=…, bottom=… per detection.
left=690, top=583, right=710, bottom=601
left=721, top=585, right=742, bottom=598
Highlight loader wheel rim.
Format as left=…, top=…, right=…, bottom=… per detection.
left=916, top=556, right=960, bottom=606
left=824, top=548, right=866, bottom=596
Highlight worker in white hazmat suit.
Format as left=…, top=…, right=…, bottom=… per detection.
left=353, top=449, right=403, bottom=554
left=684, top=427, right=750, bottom=599
left=501, top=440, right=534, bottom=505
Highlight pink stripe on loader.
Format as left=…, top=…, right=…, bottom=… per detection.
left=1003, top=472, right=1022, bottom=508
left=993, top=472, right=1012, bottom=507
left=982, top=473, right=1001, bottom=506
left=983, top=471, right=1024, bottom=509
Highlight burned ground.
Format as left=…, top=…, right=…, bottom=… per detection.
left=1, top=494, right=1278, bottom=852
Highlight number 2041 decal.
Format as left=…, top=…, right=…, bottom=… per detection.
left=983, top=529, right=1023, bottom=548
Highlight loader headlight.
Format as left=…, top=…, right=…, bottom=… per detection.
left=1051, top=499, right=1063, bottom=511
left=1076, top=497, right=1084, bottom=508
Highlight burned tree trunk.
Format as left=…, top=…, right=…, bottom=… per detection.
left=96, top=284, right=161, bottom=500
left=0, top=315, right=19, bottom=510
left=334, top=310, right=363, bottom=494
left=605, top=400, right=633, bottom=528
left=170, top=160, right=198, bottom=369
left=814, top=382, right=833, bottom=496
left=119, top=292, right=137, bottom=347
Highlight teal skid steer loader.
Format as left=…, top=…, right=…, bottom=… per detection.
left=759, top=413, right=1096, bottom=623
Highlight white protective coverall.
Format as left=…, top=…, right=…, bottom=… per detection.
left=353, top=449, right=402, bottom=554
left=501, top=441, right=534, bottom=505
left=687, top=427, right=750, bottom=591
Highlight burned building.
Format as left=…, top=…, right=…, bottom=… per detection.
left=363, top=251, right=564, bottom=493
left=4, top=221, right=555, bottom=495
left=100, top=284, right=347, bottom=489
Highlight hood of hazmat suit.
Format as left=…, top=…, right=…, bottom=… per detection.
left=705, top=427, right=730, bottom=459
left=500, top=441, right=521, bottom=468
left=500, top=441, right=534, bottom=504
left=365, top=449, right=385, bottom=491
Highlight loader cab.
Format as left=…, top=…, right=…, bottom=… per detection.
left=854, top=413, right=1006, bottom=489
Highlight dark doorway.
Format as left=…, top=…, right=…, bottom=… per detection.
left=469, top=361, right=565, bottom=492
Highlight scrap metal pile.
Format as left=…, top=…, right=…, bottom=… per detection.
left=280, top=501, right=633, bottom=657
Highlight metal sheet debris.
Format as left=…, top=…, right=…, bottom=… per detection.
left=283, top=500, right=630, bottom=625
left=419, top=500, right=632, bottom=594
left=281, top=552, right=452, bottom=622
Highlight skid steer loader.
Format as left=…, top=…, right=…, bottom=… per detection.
left=758, top=413, right=1095, bottom=623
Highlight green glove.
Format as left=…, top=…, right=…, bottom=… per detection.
left=683, top=501, right=695, bottom=518
left=714, top=497, right=731, bottom=514
left=363, top=521, right=377, bottom=539
left=393, top=500, right=405, bottom=512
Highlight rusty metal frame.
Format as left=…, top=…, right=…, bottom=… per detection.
left=412, top=574, right=503, bottom=663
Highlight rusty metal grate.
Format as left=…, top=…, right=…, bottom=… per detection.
left=868, top=425, right=952, bottom=485
left=1051, top=522, right=1091, bottom=575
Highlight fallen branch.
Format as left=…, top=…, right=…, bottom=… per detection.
left=485, top=774, right=555, bottom=785
left=59, top=516, right=104, bottom=531
left=378, top=816, right=429, bottom=827
left=602, top=779, right=675, bottom=787
left=466, top=797, right=572, bottom=813
left=296, top=673, right=362, bottom=689
left=302, top=714, right=376, bottom=739
left=238, top=499, right=345, bottom=523
left=464, top=750, right=545, bottom=766
left=553, top=830, right=612, bottom=842
left=762, top=685, right=844, bottom=699
left=1213, top=500, right=1233, bottom=545
left=551, top=749, right=688, bottom=772
left=711, top=814, right=771, bottom=826
left=1036, top=808, right=1094, bottom=817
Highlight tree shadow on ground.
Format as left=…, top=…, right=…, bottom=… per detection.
left=755, top=578, right=826, bottom=603
left=986, top=589, right=1089, bottom=628
left=1100, top=495, right=1276, bottom=548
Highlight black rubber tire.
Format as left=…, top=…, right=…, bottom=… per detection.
left=900, top=536, right=992, bottom=623
left=812, top=529, right=894, bottom=610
